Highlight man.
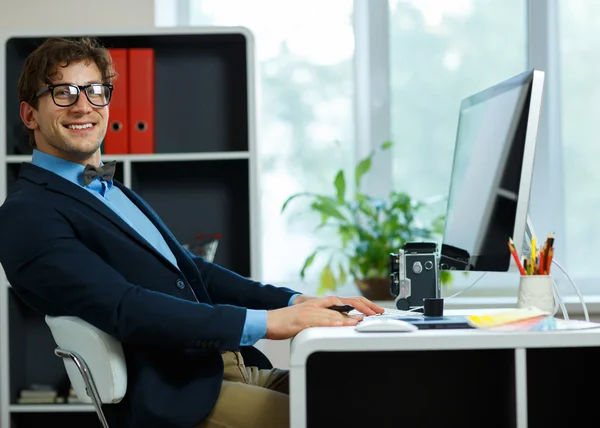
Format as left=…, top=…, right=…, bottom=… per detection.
left=0, top=37, right=384, bottom=428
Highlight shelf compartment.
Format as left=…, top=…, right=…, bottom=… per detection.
left=130, top=159, right=251, bottom=276
left=526, top=346, right=600, bottom=428
left=5, top=32, right=249, bottom=155
left=10, top=411, right=100, bottom=427
left=8, top=289, right=70, bottom=405
left=305, top=349, right=517, bottom=427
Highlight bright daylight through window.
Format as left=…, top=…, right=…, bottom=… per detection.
left=155, top=0, right=600, bottom=301
left=185, top=0, right=355, bottom=289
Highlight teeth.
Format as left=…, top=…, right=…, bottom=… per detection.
left=67, top=123, right=93, bottom=130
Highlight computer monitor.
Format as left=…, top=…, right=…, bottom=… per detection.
left=440, top=69, right=545, bottom=273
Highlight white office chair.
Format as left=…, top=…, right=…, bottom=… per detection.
left=45, top=316, right=127, bottom=428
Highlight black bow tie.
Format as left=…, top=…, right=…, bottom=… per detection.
left=83, top=161, right=117, bottom=186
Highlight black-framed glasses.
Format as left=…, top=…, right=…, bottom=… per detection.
left=35, top=83, right=114, bottom=107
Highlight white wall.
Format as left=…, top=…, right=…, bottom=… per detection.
left=0, top=0, right=154, bottom=33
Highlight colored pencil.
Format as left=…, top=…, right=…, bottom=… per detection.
left=508, top=238, right=527, bottom=275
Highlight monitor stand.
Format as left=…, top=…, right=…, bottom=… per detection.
left=525, top=215, right=536, bottom=254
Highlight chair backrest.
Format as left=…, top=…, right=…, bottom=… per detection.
left=45, top=315, right=127, bottom=404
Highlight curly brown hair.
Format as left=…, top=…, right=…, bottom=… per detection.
left=17, top=37, right=117, bottom=147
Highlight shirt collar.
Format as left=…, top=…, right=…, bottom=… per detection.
left=31, top=149, right=113, bottom=190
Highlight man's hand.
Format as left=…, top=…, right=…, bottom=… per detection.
left=293, top=294, right=385, bottom=316
left=266, top=296, right=364, bottom=340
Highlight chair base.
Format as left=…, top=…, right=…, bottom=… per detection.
left=55, top=348, right=110, bottom=428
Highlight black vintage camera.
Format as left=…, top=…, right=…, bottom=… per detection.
left=439, top=243, right=471, bottom=271
left=389, top=242, right=440, bottom=311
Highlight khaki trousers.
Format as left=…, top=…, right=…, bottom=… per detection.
left=195, top=351, right=290, bottom=428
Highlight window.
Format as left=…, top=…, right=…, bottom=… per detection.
left=157, top=0, right=599, bottom=303
left=389, top=0, right=527, bottom=224
left=160, top=0, right=355, bottom=286
left=558, top=1, right=600, bottom=284
left=389, top=0, right=527, bottom=295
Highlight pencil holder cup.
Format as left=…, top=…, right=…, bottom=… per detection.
left=517, top=275, right=554, bottom=313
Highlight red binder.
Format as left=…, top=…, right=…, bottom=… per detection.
left=103, top=48, right=129, bottom=154
left=128, top=48, right=155, bottom=154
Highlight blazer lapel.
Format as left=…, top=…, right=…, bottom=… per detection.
left=116, top=183, right=212, bottom=303
left=21, top=164, right=179, bottom=273
left=115, top=182, right=200, bottom=279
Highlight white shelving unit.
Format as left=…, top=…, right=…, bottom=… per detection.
left=0, top=26, right=259, bottom=428
left=6, top=152, right=251, bottom=163
left=10, top=404, right=95, bottom=413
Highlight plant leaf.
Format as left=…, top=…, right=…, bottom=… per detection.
left=280, top=192, right=312, bottom=213
left=319, top=264, right=337, bottom=294
left=299, top=250, right=318, bottom=279
left=354, top=156, right=372, bottom=189
left=338, top=224, right=357, bottom=248
left=334, top=170, right=346, bottom=203
left=353, top=142, right=392, bottom=191
left=317, top=282, right=329, bottom=295
left=439, top=269, right=453, bottom=286
left=338, top=263, right=347, bottom=286
left=311, top=197, right=347, bottom=222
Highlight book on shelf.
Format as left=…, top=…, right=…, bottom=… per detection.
left=20, top=389, right=57, bottom=398
left=67, top=385, right=84, bottom=404
left=17, top=396, right=65, bottom=404
left=16, top=382, right=86, bottom=405
left=19, top=384, right=57, bottom=401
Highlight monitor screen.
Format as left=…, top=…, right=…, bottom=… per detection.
left=440, top=69, right=545, bottom=272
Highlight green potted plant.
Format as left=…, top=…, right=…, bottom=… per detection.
left=281, top=141, right=447, bottom=300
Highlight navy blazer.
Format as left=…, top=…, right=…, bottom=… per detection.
left=0, top=163, right=297, bottom=427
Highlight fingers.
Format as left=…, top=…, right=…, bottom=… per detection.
left=324, top=313, right=362, bottom=327
left=339, top=296, right=385, bottom=316
left=306, top=295, right=344, bottom=308
left=362, top=297, right=385, bottom=314
left=310, top=308, right=362, bottom=327
left=300, top=295, right=384, bottom=316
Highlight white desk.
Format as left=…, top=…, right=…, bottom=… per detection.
left=289, top=313, right=600, bottom=428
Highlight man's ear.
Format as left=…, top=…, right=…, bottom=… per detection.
left=20, top=101, right=39, bottom=130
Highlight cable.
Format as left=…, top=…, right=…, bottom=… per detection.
left=432, top=258, right=589, bottom=323
left=551, top=276, right=568, bottom=320
left=551, top=259, right=589, bottom=323
left=444, top=271, right=489, bottom=300
left=442, top=269, right=570, bottom=322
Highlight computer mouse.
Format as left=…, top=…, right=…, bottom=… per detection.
left=354, top=317, right=418, bottom=333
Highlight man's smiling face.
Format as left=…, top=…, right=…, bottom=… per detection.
left=20, top=60, right=109, bottom=164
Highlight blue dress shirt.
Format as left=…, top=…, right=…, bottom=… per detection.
left=31, top=150, right=299, bottom=346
